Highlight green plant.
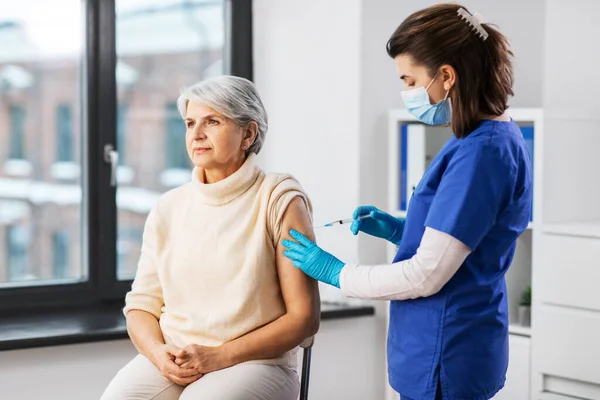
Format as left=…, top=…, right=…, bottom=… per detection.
left=519, top=286, right=532, bottom=307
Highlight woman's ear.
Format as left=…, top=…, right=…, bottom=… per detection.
left=243, top=121, right=259, bottom=148
left=440, top=64, right=456, bottom=91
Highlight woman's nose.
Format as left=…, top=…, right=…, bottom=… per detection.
left=192, top=126, right=207, bottom=139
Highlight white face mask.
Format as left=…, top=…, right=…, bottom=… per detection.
left=400, top=73, right=451, bottom=125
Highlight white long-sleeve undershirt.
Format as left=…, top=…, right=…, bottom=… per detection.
left=339, top=227, right=471, bottom=300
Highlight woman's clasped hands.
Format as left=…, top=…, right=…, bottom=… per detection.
left=150, top=343, right=228, bottom=386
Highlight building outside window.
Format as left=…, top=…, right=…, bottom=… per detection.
left=6, top=225, right=31, bottom=281
left=9, top=105, right=25, bottom=160
left=165, top=102, right=189, bottom=170
left=56, top=104, right=73, bottom=162
left=52, top=230, right=70, bottom=279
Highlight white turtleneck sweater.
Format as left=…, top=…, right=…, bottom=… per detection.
left=124, top=154, right=312, bottom=367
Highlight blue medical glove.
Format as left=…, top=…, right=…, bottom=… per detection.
left=282, top=230, right=345, bottom=288
left=350, top=205, right=405, bottom=245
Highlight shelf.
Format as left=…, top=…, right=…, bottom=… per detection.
left=542, top=221, right=600, bottom=239
left=509, top=324, right=532, bottom=337
left=0, top=302, right=375, bottom=351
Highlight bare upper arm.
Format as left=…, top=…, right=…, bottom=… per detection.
left=275, top=197, right=320, bottom=330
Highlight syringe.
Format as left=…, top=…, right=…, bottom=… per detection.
left=314, top=214, right=370, bottom=229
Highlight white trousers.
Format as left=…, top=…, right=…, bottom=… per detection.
left=100, top=354, right=300, bottom=400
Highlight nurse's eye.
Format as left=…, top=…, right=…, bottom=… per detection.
left=187, top=121, right=195, bottom=128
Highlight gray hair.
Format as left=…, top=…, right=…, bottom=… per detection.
left=176, top=75, right=268, bottom=155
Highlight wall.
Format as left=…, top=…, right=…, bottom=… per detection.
left=252, top=0, right=364, bottom=309
left=541, top=0, right=600, bottom=223
left=252, top=0, right=362, bottom=253
left=0, top=316, right=379, bottom=400
left=252, top=1, right=389, bottom=397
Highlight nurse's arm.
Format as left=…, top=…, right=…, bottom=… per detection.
left=340, top=227, right=471, bottom=300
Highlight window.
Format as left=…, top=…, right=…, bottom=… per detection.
left=52, top=231, right=70, bottom=279
left=0, top=0, right=252, bottom=315
left=165, top=103, right=189, bottom=170
left=117, top=227, right=143, bottom=280
left=1, top=1, right=83, bottom=289
left=56, top=104, right=73, bottom=162
left=9, top=105, right=25, bottom=160
left=115, top=0, right=253, bottom=279
left=6, top=225, right=30, bottom=281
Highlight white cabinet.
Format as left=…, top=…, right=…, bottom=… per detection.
left=531, top=2, right=600, bottom=399
left=534, top=304, right=600, bottom=397
left=537, top=234, right=600, bottom=311
left=538, top=394, right=591, bottom=400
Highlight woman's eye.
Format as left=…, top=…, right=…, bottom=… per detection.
left=187, top=121, right=195, bottom=128
left=208, top=119, right=219, bottom=125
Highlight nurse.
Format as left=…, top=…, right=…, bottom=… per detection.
left=283, top=4, right=533, bottom=400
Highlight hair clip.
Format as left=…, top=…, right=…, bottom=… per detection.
left=457, top=8, right=489, bottom=41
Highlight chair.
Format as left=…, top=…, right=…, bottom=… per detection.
left=299, top=336, right=314, bottom=400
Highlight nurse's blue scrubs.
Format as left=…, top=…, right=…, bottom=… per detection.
left=389, top=120, right=533, bottom=400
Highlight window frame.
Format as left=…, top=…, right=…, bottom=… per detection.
left=0, top=0, right=253, bottom=314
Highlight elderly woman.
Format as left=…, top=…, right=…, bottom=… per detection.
left=101, top=75, right=320, bottom=400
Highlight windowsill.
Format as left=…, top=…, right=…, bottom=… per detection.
left=50, top=162, right=80, bottom=180
left=3, top=159, right=32, bottom=177
left=0, top=302, right=375, bottom=352
left=117, top=165, right=135, bottom=184
left=160, top=168, right=191, bottom=188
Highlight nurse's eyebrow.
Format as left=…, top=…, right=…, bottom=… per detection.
left=400, top=75, right=411, bottom=80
